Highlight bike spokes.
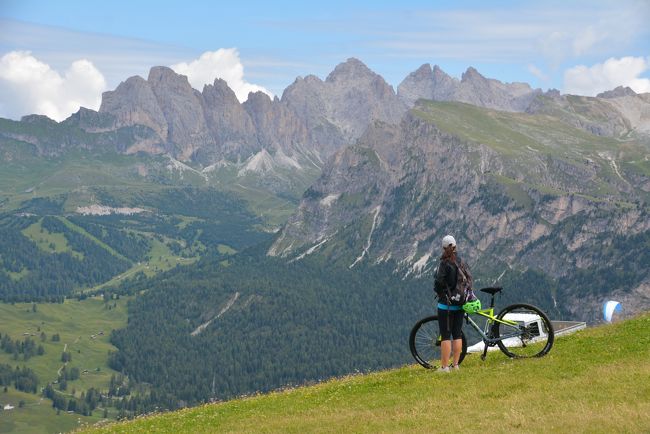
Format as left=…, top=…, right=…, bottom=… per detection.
left=495, top=304, right=554, bottom=358
left=409, top=316, right=467, bottom=369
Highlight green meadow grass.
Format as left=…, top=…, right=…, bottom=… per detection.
left=82, top=312, right=650, bottom=434
left=0, top=297, right=128, bottom=388
left=84, top=237, right=199, bottom=294
left=21, top=218, right=84, bottom=260
left=56, top=217, right=129, bottom=263
left=0, top=387, right=106, bottom=434
left=413, top=101, right=632, bottom=157
left=0, top=297, right=130, bottom=433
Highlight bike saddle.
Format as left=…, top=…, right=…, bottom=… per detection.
left=480, top=287, right=503, bottom=295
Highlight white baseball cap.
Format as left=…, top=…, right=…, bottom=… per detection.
left=442, top=235, right=456, bottom=248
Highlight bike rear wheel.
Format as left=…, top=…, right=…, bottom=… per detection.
left=409, top=315, right=467, bottom=369
left=494, top=303, right=554, bottom=358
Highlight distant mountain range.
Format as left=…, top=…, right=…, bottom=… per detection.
left=4, top=58, right=649, bottom=185
left=1, top=58, right=650, bottom=322
left=2, top=58, right=649, bottom=421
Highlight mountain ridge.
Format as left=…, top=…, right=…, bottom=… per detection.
left=10, top=58, right=650, bottom=164
left=270, top=100, right=650, bottom=322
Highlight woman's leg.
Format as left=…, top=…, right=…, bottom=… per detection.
left=441, top=340, right=451, bottom=368
left=452, top=339, right=463, bottom=366
left=450, top=310, right=464, bottom=366
left=438, top=308, right=452, bottom=369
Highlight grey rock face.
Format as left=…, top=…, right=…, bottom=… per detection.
left=597, top=86, right=637, bottom=98
left=323, top=58, right=406, bottom=139
left=282, top=58, right=407, bottom=154
left=243, top=92, right=309, bottom=156
left=200, top=78, right=257, bottom=162
left=398, top=64, right=539, bottom=112
left=397, top=64, right=436, bottom=107
left=100, top=76, right=168, bottom=141
left=97, top=59, right=407, bottom=166
left=281, top=75, right=344, bottom=157
left=526, top=92, right=632, bottom=137
left=457, top=67, right=538, bottom=111
left=91, top=59, right=650, bottom=169
left=62, top=107, right=117, bottom=133
left=431, top=65, right=458, bottom=100
left=147, top=67, right=213, bottom=160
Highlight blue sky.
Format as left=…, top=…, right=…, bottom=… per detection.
left=0, top=0, right=649, bottom=120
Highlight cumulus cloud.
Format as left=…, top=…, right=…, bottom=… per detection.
left=171, top=49, right=272, bottom=102
left=0, top=51, right=107, bottom=121
left=563, top=56, right=650, bottom=96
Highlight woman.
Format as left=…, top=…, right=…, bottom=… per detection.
left=433, top=235, right=470, bottom=372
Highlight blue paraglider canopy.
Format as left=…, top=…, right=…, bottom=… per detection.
left=603, top=300, right=622, bottom=323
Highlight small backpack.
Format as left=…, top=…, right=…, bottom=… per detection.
left=446, top=259, right=475, bottom=306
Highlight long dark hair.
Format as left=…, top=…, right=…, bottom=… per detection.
left=441, top=246, right=457, bottom=263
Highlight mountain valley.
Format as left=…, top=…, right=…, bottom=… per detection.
left=1, top=58, right=649, bottom=430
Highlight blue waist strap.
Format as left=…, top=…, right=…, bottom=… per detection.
left=438, top=303, right=462, bottom=311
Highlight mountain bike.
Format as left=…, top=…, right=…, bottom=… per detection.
left=409, top=286, right=554, bottom=369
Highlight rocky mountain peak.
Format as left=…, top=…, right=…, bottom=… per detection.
left=243, top=90, right=309, bottom=155
left=146, top=66, right=211, bottom=160
left=99, top=74, right=169, bottom=142
left=246, top=90, right=273, bottom=108
left=397, top=64, right=436, bottom=107
left=597, top=86, right=638, bottom=99
left=147, top=66, right=190, bottom=88
left=62, top=107, right=116, bottom=132
left=200, top=78, right=257, bottom=162
left=461, top=66, right=486, bottom=83
left=411, top=63, right=433, bottom=79
left=20, top=114, right=57, bottom=125
left=431, top=64, right=453, bottom=80
left=203, top=78, right=240, bottom=105
left=326, top=58, right=375, bottom=83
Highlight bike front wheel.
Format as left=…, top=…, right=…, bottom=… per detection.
left=409, top=315, right=467, bottom=369
left=494, top=303, right=554, bottom=358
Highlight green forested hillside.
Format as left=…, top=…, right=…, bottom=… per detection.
left=83, top=312, right=650, bottom=433
left=0, top=187, right=270, bottom=301
left=0, top=297, right=131, bottom=433
left=105, top=247, right=435, bottom=413
left=102, top=241, right=576, bottom=415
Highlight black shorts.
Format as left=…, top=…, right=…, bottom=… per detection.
left=438, top=308, right=464, bottom=341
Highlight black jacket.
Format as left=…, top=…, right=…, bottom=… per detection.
left=434, top=256, right=461, bottom=302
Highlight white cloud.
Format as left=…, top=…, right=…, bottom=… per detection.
left=528, top=64, right=549, bottom=82
left=0, top=51, right=107, bottom=121
left=563, top=56, right=650, bottom=96
left=171, top=49, right=272, bottom=102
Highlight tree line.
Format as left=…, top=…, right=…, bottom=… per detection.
left=0, top=332, right=45, bottom=361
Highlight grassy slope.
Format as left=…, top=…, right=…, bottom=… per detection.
left=412, top=100, right=650, bottom=199
left=0, top=388, right=102, bottom=434
left=0, top=143, right=313, bottom=227
left=0, top=297, right=129, bottom=433
left=83, top=312, right=650, bottom=434
left=412, top=100, right=633, bottom=156
left=21, top=218, right=84, bottom=259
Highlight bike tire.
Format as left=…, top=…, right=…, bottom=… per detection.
left=494, top=303, right=554, bottom=358
left=409, top=315, right=467, bottom=369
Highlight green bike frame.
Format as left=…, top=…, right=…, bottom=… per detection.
left=464, top=307, right=521, bottom=347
